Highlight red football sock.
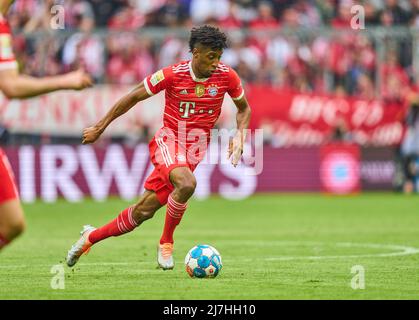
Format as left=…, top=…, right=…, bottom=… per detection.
left=88, top=206, right=138, bottom=244
left=0, top=233, right=10, bottom=251
left=160, top=194, right=188, bottom=244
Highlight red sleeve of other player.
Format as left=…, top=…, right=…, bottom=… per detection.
left=0, top=19, right=18, bottom=70
left=227, top=67, right=244, bottom=101
left=143, top=66, right=173, bottom=96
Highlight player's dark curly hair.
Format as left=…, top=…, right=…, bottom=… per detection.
left=189, top=25, right=228, bottom=52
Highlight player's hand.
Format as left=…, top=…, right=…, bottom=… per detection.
left=64, top=69, right=93, bottom=90
left=82, top=126, right=102, bottom=144
left=227, top=133, right=244, bottom=167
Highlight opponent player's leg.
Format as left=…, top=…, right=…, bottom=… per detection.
left=66, top=190, right=163, bottom=267
left=0, top=149, right=25, bottom=251
left=158, top=166, right=197, bottom=270
left=0, top=199, right=26, bottom=251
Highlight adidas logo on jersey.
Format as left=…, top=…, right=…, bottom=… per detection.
left=179, top=89, right=188, bottom=95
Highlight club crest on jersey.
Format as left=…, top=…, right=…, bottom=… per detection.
left=195, top=84, right=205, bottom=98
left=150, top=70, right=165, bottom=86
left=207, top=85, right=218, bottom=97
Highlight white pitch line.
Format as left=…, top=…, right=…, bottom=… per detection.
left=1, top=241, right=418, bottom=269
left=190, top=240, right=419, bottom=262
left=235, top=241, right=419, bottom=262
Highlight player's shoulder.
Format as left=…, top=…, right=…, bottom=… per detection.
left=216, top=63, right=240, bottom=80
left=170, top=60, right=190, bottom=74
left=216, top=62, right=231, bottom=73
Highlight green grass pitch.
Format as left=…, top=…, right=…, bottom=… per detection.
left=1, top=193, right=419, bottom=299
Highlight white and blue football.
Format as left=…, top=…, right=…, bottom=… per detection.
left=184, top=244, right=222, bottom=278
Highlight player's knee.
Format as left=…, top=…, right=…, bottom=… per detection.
left=14, top=218, right=25, bottom=237
left=170, top=168, right=197, bottom=197
left=5, top=218, right=26, bottom=240
left=177, top=178, right=197, bottom=198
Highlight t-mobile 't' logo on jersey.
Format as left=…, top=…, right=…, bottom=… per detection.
left=179, top=101, right=196, bottom=118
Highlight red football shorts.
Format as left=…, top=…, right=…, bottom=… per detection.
left=0, top=148, right=19, bottom=204
left=144, top=128, right=207, bottom=205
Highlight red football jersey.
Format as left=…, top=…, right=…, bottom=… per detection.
left=143, top=60, right=244, bottom=145
left=0, top=15, right=17, bottom=70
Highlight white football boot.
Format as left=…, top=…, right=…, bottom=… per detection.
left=157, top=243, right=174, bottom=270
left=66, top=225, right=96, bottom=267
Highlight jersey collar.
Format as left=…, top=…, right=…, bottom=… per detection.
left=189, top=61, right=209, bottom=82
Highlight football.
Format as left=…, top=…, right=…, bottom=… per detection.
left=184, top=244, right=222, bottom=278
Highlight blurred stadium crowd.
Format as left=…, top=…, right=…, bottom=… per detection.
left=6, top=0, right=419, bottom=97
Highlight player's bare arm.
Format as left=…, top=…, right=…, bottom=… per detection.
left=0, top=1, right=92, bottom=99
left=228, top=95, right=251, bottom=167
left=0, top=68, right=92, bottom=100
left=0, top=0, right=14, bottom=15
left=82, top=81, right=151, bottom=144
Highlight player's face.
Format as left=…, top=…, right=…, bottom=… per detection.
left=193, top=46, right=223, bottom=78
